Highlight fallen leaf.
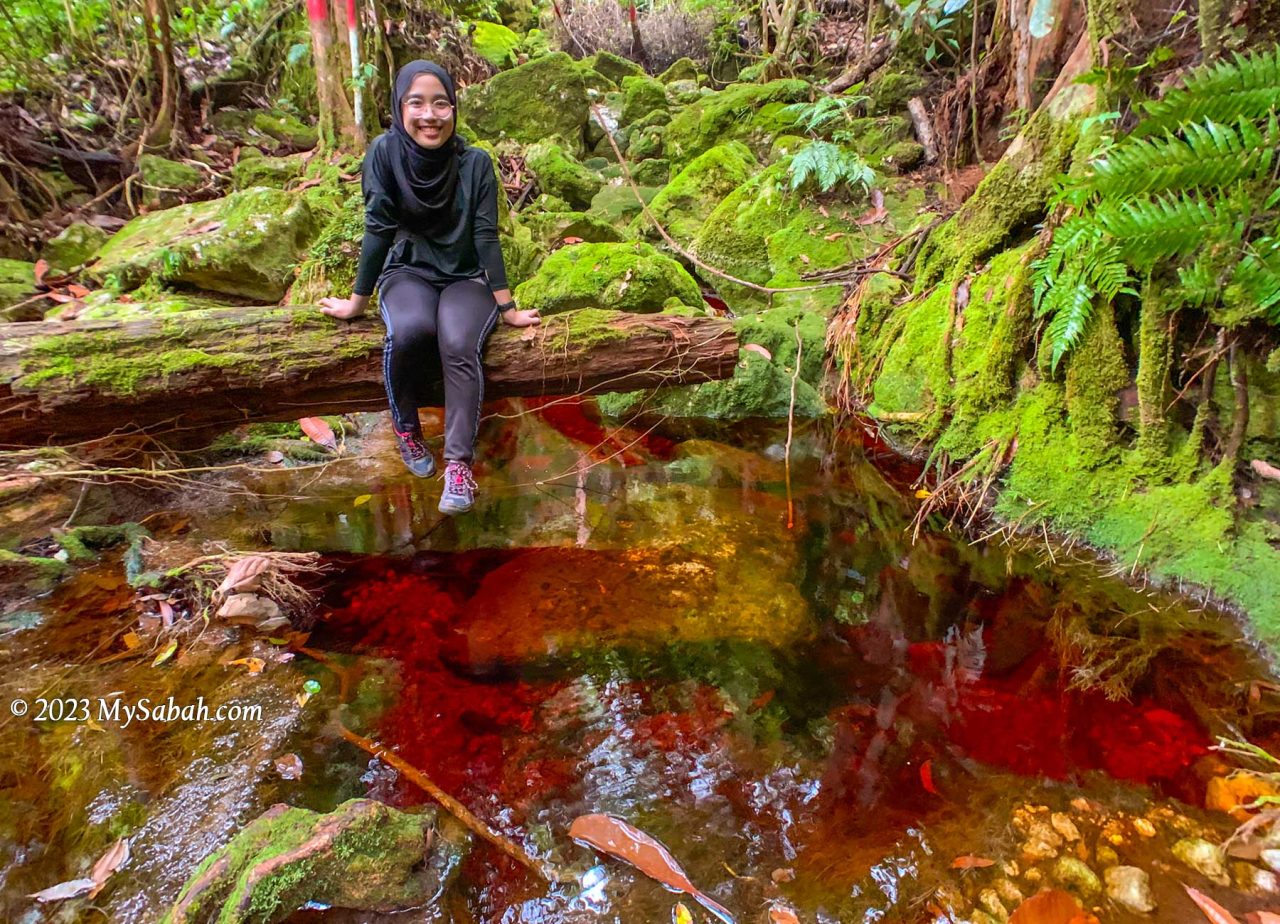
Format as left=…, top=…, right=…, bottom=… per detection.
left=1183, top=884, right=1242, bottom=924
left=1207, top=772, right=1280, bottom=821
left=771, top=867, right=795, bottom=883
left=217, top=593, right=280, bottom=622
left=66, top=283, right=91, bottom=297
left=1252, top=459, right=1280, bottom=482
left=799, top=253, right=811, bottom=265
left=673, top=902, right=694, bottom=924
left=228, top=656, right=265, bottom=674
left=569, top=814, right=735, bottom=924
left=217, top=556, right=271, bottom=596
left=920, top=759, right=939, bottom=794
left=562, top=236, right=584, bottom=244
left=87, top=837, right=129, bottom=898
left=952, top=855, right=995, bottom=869
left=33, top=258, right=49, bottom=288
left=856, top=189, right=888, bottom=226
left=1009, top=890, right=1087, bottom=924
left=914, top=488, right=931, bottom=499
left=769, top=904, right=801, bottom=924
left=824, top=232, right=845, bottom=241
left=291, top=176, right=324, bottom=192
left=28, top=878, right=97, bottom=902
left=122, top=631, right=141, bottom=650
left=158, top=600, right=174, bottom=628
left=274, top=752, right=303, bottom=779
left=298, top=417, right=337, bottom=451
left=353, top=493, right=372, bottom=506
left=151, top=639, right=177, bottom=666
left=46, top=291, right=76, bottom=303
left=1245, top=913, right=1280, bottom=924
left=743, top=343, right=772, bottom=361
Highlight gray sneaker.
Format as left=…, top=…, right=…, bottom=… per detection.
left=439, top=461, right=477, bottom=515
left=394, top=429, right=435, bottom=477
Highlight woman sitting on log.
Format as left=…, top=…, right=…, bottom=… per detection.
left=319, top=60, right=540, bottom=515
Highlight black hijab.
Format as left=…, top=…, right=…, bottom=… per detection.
left=389, top=60, right=465, bottom=227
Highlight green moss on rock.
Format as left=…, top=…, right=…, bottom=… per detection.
left=138, top=155, right=205, bottom=209
left=524, top=141, right=602, bottom=209
left=42, top=223, right=108, bottom=273
left=658, top=57, right=699, bottom=83
left=664, top=79, right=811, bottom=168
left=231, top=154, right=305, bottom=191
left=522, top=211, right=624, bottom=248
left=584, top=50, right=645, bottom=85
left=867, top=71, right=928, bottom=113
left=636, top=141, right=756, bottom=246
left=468, top=20, right=522, bottom=69
left=620, top=75, right=668, bottom=127
left=461, top=53, right=590, bottom=153
left=630, top=158, right=670, bottom=185
left=588, top=183, right=663, bottom=223
left=513, top=240, right=700, bottom=314
left=0, top=258, right=36, bottom=311
left=91, top=187, right=318, bottom=302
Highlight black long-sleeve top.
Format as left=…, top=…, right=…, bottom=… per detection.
left=352, top=134, right=510, bottom=297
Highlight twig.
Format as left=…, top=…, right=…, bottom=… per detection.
left=784, top=321, right=802, bottom=529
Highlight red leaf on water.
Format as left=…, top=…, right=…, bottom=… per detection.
left=1009, top=890, right=1090, bottom=924
left=920, top=759, right=939, bottom=795
left=34, top=258, right=49, bottom=288
left=1184, top=885, right=1242, bottom=924
left=298, top=417, right=337, bottom=451
left=952, top=855, right=995, bottom=869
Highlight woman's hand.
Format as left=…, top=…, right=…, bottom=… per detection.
left=319, top=294, right=369, bottom=320
left=501, top=306, right=541, bottom=328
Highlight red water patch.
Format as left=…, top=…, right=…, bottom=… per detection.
left=524, top=395, right=675, bottom=464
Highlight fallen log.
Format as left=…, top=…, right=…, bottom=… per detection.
left=0, top=305, right=738, bottom=447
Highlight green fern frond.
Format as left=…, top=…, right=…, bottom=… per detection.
left=1096, top=193, right=1240, bottom=267
left=788, top=142, right=874, bottom=195
left=1088, top=115, right=1278, bottom=199
left=1232, top=235, right=1280, bottom=320
left=1137, top=45, right=1280, bottom=135
left=1178, top=258, right=1219, bottom=308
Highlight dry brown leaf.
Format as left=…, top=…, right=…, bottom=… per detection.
left=799, top=253, right=810, bottom=264
left=228, top=656, right=266, bottom=674
left=28, top=878, right=96, bottom=902
left=298, top=416, right=337, bottom=451
left=1245, top=913, right=1280, bottom=924
left=66, top=283, right=91, bottom=297
left=855, top=188, right=888, bottom=226
left=951, top=855, right=995, bottom=869
left=1183, top=885, right=1242, bottom=924
left=158, top=600, right=174, bottom=628
left=217, top=594, right=280, bottom=622
left=1009, top=889, right=1088, bottom=924
left=87, top=837, right=129, bottom=898
left=768, top=904, right=801, bottom=923
left=33, top=258, right=49, bottom=288
left=217, top=555, right=271, bottom=596
left=743, top=343, right=772, bottom=361
left=1251, top=459, right=1280, bottom=482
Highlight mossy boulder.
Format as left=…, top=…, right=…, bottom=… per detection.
left=138, top=155, right=205, bottom=209
left=162, top=798, right=469, bottom=924
left=620, top=74, right=668, bottom=127
left=658, top=57, right=699, bottom=83
left=45, top=289, right=233, bottom=322
left=524, top=141, right=602, bottom=209
left=514, top=240, right=701, bottom=314
left=634, top=141, right=756, bottom=246
left=0, top=549, right=67, bottom=597
left=626, top=123, right=666, bottom=160
left=522, top=210, right=624, bottom=249
left=0, top=258, right=36, bottom=313
left=42, top=222, right=109, bottom=273
left=867, top=71, right=928, bottom=113
left=630, top=158, right=670, bottom=186
left=588, top=183, right=663, bottom=223
left=231, top=154, right=304, bottom=191
left=584, top=50, right=645, bottom=85
left=665, top=79, right=704, bottom=105
left=92, top=187, right=318, bottom=302
left=598, top=306, right=828, bottom=419
left=460, top=52, right=590, bottom=153
left=664, top=79, right=811, bottom=168
left=253, top=110, right=318, bottom=149
left=468, top=20, right=522, bottom=69
left=768, top=134, right=808, bottom=161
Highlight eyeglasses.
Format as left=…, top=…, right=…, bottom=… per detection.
left=405, top=99, right=454, bottom=118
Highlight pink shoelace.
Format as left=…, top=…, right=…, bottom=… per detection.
left=396, top=430, right=428, bottom=459
left=444, top=461, right=477, bottom=492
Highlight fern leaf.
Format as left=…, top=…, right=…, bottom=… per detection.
left=1137, top=45, right=1280, bottom=135
left=1097, top=193, right=1239, bottom=267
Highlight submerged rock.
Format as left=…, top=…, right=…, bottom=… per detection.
left=1172, top=837, right=1230, bottom=885
left=91, top=187, right=318, bottom=301
left=513, top=240, right=700, bottom=314
left=162, top=798, right=469, bottom=923
left=1104, top=866, right=1155, bottom=913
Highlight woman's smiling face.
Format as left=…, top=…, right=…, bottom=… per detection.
left=401, top=72, right=455, bottom=149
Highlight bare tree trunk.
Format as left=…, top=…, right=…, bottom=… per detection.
left=765, top=0, right=800, bottom=78
left=907, top=97, right=938, bottom=163
left=307, top=0, right=360, bottom=151
left=627, top=2, right=650, bottom=70
left=343, top=0, right=367, bottom=142
left=138, top=0, right=185, bottom=153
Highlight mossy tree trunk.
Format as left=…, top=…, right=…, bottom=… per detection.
left=0, top=308, right=738, bottom=446
left=307, top=0, right=362, bottom=152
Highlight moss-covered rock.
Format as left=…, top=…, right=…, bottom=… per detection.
left=522, top=211, right=624, bottom=249
left=634, top=140, right=756, bottom=246
left=0, top=549, right=67, bottom=597
left=665, top=79, right=705, bottom=105
left=840, top=115, right=915, bottom=164
left=584, top=50, right=645, bottom=85
left=768, top=134, right=808, bottom=161
left=468, top=20, right=522, bottom=69
left=460, top=52, right=590, bottom=153
left=620, top=74, right=668, bottom=127
left=138, top=155, right=205, bottom=209
left=0, top=258, right=37, bottom=312
left=867, top=71, right=928, bottom=113
left=630, top=158, right=670, bottom=186
left=42, top=222, right=108, bottom=273
left=587, top=183, right=663, bottom=223
left=881, top=140, right=927, bottom=174
left=658, top=57, right=699, bottom=83
left=524, top=141, right=602, bottom=209
left=92, top=187, right=318, bottom=302
left=598, top=306, right=828, bottom=419
left=231, top=154, right=305, bottom=191
left=45, top=289, right=234, bottom=322
left=664, top=79, right=811, bottom=168
left=626, top=123, right=666, bottom=160
left=162, top=799, right=470, bottom=924
left=253, top=110, right=318, bottom=149
left=513, top=240, right=701, bottom=314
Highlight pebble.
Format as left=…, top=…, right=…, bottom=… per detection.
left=1105, top=866, right=1156, bottom=914
left=1052, top=856, right=1101, bottom=897
left=1051, top=812, right=1082, bottom=842
left=1261, top=848, right=1280, bottom=873
left=977, top=888, right=1009, bottom=920
left=993, top=878, right=1024, bottom=908
left=1172, top=837, right=1230, bottom=886
left=1233, top=861, right=1280, bottom=895
left=1095, top=844, right=1119, bottom=869
left=1132, top=818, right=1157, bottom=838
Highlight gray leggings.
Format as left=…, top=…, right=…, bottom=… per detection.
left=378, top=273, right=499, bottom=464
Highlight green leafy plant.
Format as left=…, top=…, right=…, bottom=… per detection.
left=787, top=141, right=875, bottom=196
left=1032, top=45, right=1280, bottom=370
left=780, top=92, right=869, bottom=138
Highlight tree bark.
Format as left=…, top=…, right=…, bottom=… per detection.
left=0, top=307, right=739, bottom=447
left=308, top=0, right=361, bottom=151
left=139, top=0, right=187, bottom=153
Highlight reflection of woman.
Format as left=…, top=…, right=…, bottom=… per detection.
left=319, top=60, right=540, bottom=515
